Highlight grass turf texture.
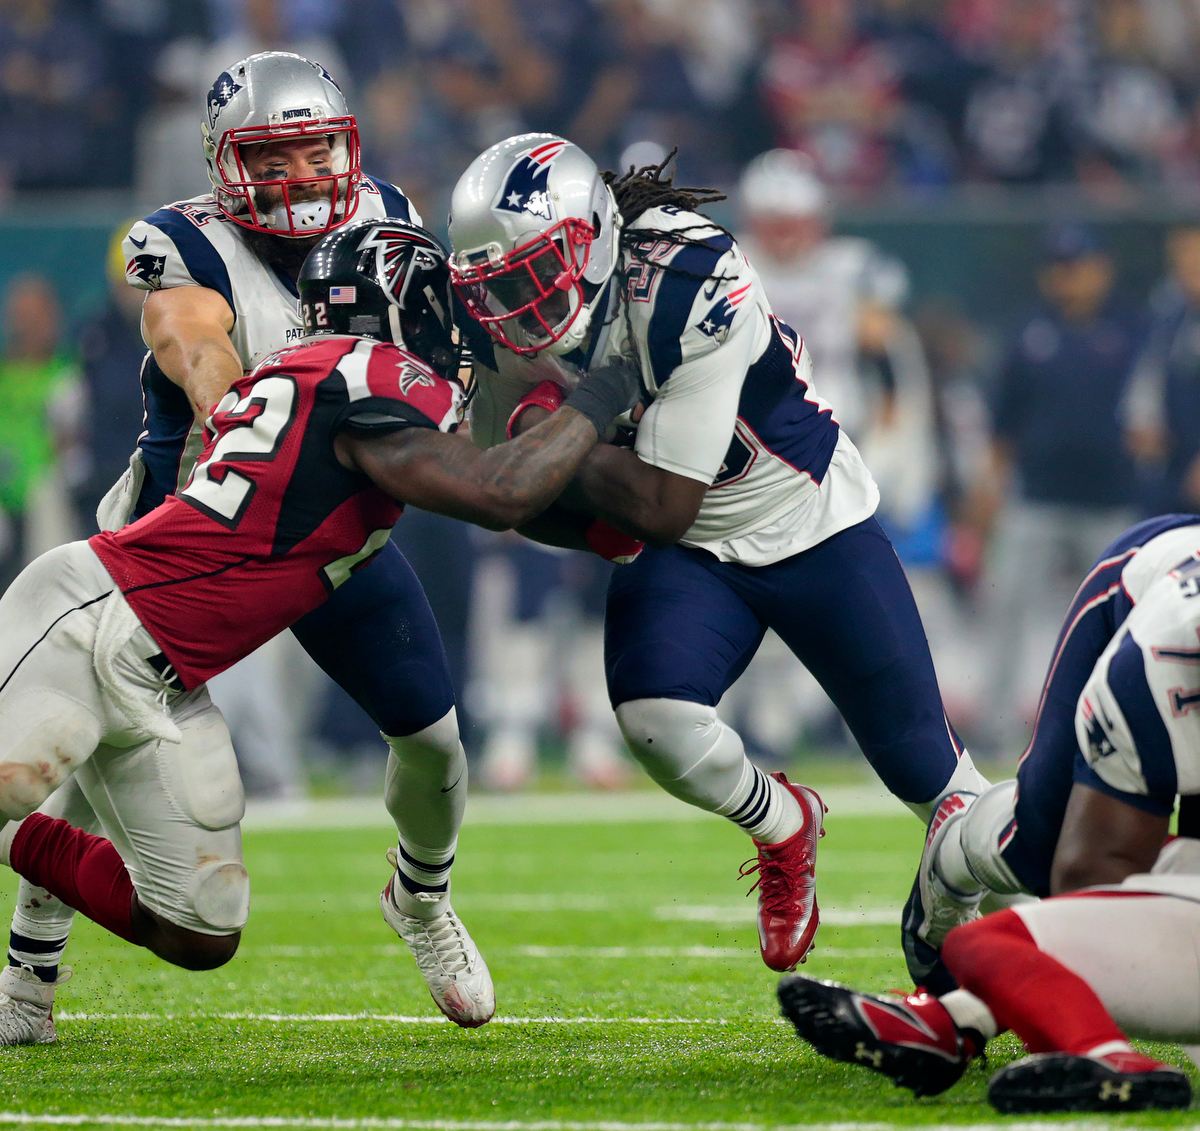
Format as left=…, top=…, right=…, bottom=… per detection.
left=0, top=796, right=1194, bottom=1128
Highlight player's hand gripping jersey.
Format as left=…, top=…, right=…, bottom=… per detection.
left=118, top=177, right=418, bottom=521
left=90, top=336, right=460, bottom=689
left=466, top=205, right=879, bottom=565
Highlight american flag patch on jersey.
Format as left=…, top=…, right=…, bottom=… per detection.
left=329, top=286, right=356, bottom=304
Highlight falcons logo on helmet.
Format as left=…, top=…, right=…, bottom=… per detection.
left=356, top=225, right=445, bottom=314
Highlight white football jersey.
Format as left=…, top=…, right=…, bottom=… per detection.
left=1076, top=520, right=1200, bottom=812
left=467, top=206, right=879, bottom=566
left=115, top=175, right=419, bottom=521
left=122, top=176, right=421, bottom=372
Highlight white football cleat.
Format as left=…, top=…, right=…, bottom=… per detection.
left=918, top=792, right=985, bottom=948
left=381, top=849, right=495, bottom=1028
left=0, top=963, right=71, bottom=1046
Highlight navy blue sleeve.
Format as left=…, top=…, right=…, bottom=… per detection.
left=364, top=175, right=412, bottom=222
left=646, top=232, right=734, bottom=389
left=143, top=207, right=235, bottom=311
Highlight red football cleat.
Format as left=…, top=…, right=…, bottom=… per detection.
left=740, top=772, right=826, bottom=971
left=778, top=974, right=979, bottom=1097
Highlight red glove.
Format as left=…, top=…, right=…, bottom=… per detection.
left=586, top=518, right=644, bottom=565
left=506, top=380, right=566, bottom=439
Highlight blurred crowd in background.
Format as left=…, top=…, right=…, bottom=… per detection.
left=11, top=0, right=1200, bottom=200
left=5, top=0, right=1200, bottom=797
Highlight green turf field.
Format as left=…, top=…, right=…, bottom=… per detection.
left=0, top=784, right=1194, bottom=1130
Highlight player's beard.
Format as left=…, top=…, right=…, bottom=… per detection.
left=242, top=227, right=325, bottom=280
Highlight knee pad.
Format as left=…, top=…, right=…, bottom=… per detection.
left=960, top=779, right=1024, bottom=895
left=616, top=698, right=745, bottom=804
left=384, top=707, right=466, bottom=820
left=385, top=706, right=463, bottom=763
left=186, top=860, right=250, bottom=934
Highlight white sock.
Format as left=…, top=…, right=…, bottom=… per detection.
left=939, top=988, right=998, bottom=1042
left=716, top=762, right=804, bottom=844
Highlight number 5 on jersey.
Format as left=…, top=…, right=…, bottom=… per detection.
left=180, top=376, right=298, bottom=528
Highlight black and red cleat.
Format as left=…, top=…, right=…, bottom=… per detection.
left=741, top=773, right=826, bottom=971
left=777, top=974, right=978, bottom=1097
left=988, top=1050, right=1192, bottom=1113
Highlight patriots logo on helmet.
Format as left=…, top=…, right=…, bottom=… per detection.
left=495, top=139, right=567, bottom=221
left=126, top=253, right=166, bottom=289
left=697, top=283, right=752, bottom=344
left=207, top=72, right=243, bottom=122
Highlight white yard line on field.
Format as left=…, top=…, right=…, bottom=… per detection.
left=248, top=894, right=901, bottom=924
left=230, top=945, right=897, bottom=960
left=241, top=786, right=907, bottom=832
left=0, top=1112, right=1135, bottom=1131
left=52, top=1013, right=763, bottom=1024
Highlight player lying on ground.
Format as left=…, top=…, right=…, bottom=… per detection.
left=1, top=50, right=503, bottom=1044
left=777, top=835, right=1200, bottom=1113
left=448, top=134, right=987, bottom=973
left=902, top=515, right=1200, bottom=990
left=0, top=217, right=642, bottom=1043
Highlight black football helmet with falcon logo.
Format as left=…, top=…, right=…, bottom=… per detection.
left=299, top=218, right=465, bottom=386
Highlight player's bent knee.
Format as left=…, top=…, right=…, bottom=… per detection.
left=188, top=860, right=251, bottom=934
left=958, top=780, right=1024, bottom=894
left=615, top=698, right=744, bottom=796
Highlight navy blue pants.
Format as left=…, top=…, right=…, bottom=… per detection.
left=291, top=538, right=456, bottom=738
left=1001, top=513, right=1200, bottom=896
left=604, top=516, right=961, bottom=805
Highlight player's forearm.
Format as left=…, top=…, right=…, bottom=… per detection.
left=574, top=446, right=697, bottom=546
left=154, top=335, right=243, bottom=423
left=465, top=407, right=601, bottom=528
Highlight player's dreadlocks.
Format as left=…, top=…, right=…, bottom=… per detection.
left=599, top=149, right=736, bottom=341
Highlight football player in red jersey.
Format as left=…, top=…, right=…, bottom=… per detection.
left=0, top=220, right=641, bottom=1035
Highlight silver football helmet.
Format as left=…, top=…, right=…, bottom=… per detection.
left=202, top=52, right=362, bottom=239
left=448, top=134, right=621, bottom=357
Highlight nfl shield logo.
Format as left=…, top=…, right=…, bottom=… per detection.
left=329, top=286, right=356, bottom=304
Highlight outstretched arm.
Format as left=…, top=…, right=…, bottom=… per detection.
left=142, top=286, right=242, bottom=423
left=336, top=407, right=602, bottom=531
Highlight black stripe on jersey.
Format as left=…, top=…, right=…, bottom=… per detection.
left=332, top=397, right=439, bottom=436
left=270, top=370, right=379, bottom=557
left=645, top=230, right=734, bottom=389
left=123, top=555, right=255, bottom=595
left=365, top=175, right=413, bottom=221
left=0, top=591, right=113, bottom=697
left=143, top=205, right=235, bottom=311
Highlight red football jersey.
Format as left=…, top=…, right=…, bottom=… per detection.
left=91, top=335, right=463, bottom=688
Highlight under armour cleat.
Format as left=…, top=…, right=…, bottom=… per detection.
left=778, top=974, right=978, bottom=1097
left=741, top=773, right=826, bottom=971
left=988, top=1050, right=1191, bottom=1113
left=381, top=850, right=495, bottom=1028
left=902, top=791, right=980, bottom=996
left=0, top=963, right=71, bottom=1046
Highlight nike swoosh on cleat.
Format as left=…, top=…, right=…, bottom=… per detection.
left=440, top=775, right=463, bottom=794
left=129, top=235, right=148, bottom=248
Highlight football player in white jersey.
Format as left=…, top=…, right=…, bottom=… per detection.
left=447, top=135, right=989, bottom=974
left=0, top=52, right=492, bottom=1042
left=900, top=515, right=1200, bottom=981
left=777, top=516, right=1200, bottom=1111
